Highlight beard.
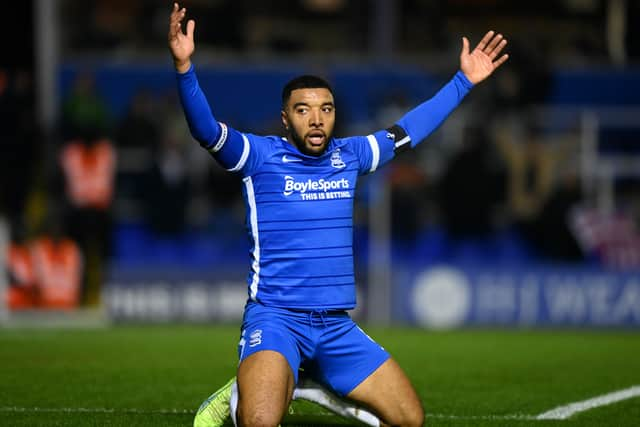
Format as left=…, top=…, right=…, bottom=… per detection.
left=288, top=127, right=331, bottom=157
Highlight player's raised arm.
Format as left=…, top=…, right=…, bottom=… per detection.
left=168, top=2, right=195, bottom=73
left=460, top=30, right=509, bottom=84
left=169, top=3, right=251, bottom=172
left=368, top=30, right=509, bottom=166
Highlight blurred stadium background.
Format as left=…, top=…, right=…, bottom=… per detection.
left=1, top=1, right=640, bottom=425
left=2, top=0, right=640, bottom=327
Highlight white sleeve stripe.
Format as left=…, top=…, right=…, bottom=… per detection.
left=209, top=122, right=228, bottom=153
left=227, top=133, right=250, bottom=172
left=366, top=134, right=380, bottom=173
left=394, top=135, right=411, bottom=148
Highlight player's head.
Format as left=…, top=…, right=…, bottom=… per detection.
left=281, top=75, right=335, bottom=157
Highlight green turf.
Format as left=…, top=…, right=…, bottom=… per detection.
left=0, top=324, right=639, bottom=426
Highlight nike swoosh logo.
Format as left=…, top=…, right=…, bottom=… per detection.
left=282, top=155, right=303, bottom=163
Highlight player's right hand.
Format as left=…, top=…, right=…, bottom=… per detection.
left=168, top=2, right=195, bottom=73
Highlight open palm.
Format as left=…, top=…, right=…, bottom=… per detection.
left=460, top=31, right=509, bottom=84
left=168, top=2, right=195, bottom=72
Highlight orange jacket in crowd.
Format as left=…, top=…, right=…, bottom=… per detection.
left=6, top=236, right=83, bottom=310
left=60, top=139, right=117, bottom=210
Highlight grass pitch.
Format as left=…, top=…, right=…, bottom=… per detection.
left=1, top=324, right=639, bottom=426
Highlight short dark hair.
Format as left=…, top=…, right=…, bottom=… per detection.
left=281, top=75, right=334, bottom=109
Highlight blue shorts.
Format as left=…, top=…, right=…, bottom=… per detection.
left=237, top=301, right=390, bottom=396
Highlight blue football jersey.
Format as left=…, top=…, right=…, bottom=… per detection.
left=213, top=129, right=395, bottom=309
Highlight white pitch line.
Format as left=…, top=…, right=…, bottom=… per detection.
left=536, top=385, right=640, bottom=420
left=428, top=413, right=536, bottom=420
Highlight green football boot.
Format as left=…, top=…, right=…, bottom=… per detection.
left=193, top=377, right=236, bottom=427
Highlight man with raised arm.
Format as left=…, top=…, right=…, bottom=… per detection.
left=168, top=3, right=508, bottom=426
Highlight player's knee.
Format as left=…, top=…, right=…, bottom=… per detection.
left=406, top=405, right=425, bottom=427
left=389, top=404, right=424, bottom=427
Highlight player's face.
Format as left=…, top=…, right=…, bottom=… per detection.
left=281, top=88, right=335, bottom=156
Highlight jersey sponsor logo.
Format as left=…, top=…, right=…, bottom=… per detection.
left=283, top=175, right=350, bottom=198
left=330, top=149, right=346, bottom=169
left=282, top=154, right=303, bottom=163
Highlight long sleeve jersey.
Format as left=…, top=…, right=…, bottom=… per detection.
left=177, top=65, right=473, bottom=310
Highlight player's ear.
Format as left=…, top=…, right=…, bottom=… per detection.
left=281, top=110, right=289, bottom=130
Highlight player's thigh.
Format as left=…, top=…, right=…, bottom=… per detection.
left=237, top=350, right=295, bottom=427
left=347, top=357, right=424, bottom=427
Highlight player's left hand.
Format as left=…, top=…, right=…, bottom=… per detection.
left=460, top=31, right=509, bottom=84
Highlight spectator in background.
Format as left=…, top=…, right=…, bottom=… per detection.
left=438, top=126, right=505, bottom=239
left=57, top=70, right=116, bottom=306
left=58, top=136, right=116, bottom=306
left=61, top=71, right=111, bottom=142
left=30, top=217, right=83, bottom=310
left=5, top=217, right=83, bottom=310
left=142, top=121, right=191, bottom=237
left=116, top=89, right=159, bottom=150
left=152, top=90, right=210, bottom=235
left=115, top=89, right=160, bottom=208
